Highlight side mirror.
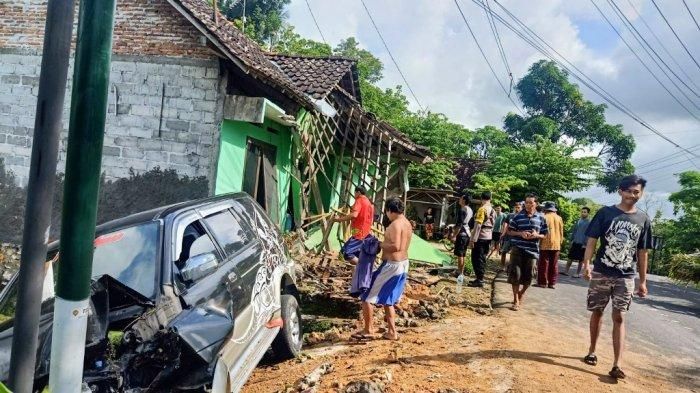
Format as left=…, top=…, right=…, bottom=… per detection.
left=181, top=253, right=218, bottom=282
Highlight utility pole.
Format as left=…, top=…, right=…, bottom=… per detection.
left=7, top=1, right=75, bottom=392
left=48, top=0, right=116, bottom=391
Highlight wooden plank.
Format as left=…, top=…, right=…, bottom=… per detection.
left=381, top=139, right=394, bottom=213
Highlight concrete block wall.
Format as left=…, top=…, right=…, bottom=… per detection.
left=0, top=53, right=224, bottom=185
left=0, top=0, right=226, bottom=186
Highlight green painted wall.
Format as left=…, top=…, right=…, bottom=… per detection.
left=215, top=118, right=292, bottom=229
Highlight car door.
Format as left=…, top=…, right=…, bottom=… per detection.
left=172, top=210, right=241, bottom=363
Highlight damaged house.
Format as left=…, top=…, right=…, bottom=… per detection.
left=0, top=0, right=430, bottom=236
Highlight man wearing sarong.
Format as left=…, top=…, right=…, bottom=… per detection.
left=353, top=197, right=412, bottom=341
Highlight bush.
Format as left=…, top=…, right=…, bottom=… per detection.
left=0, top=164, right=209, bottom=244
left=668, top=253, right=700, bottom=285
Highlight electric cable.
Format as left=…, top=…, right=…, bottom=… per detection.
left=304, top=0, right=328, bottom=45
left=650, top=0, right=700, bottom=71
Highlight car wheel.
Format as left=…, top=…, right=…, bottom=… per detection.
left=271, top=294, right=302, bottom=359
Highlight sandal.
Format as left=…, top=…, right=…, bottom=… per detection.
left=583, top=354, right=597, bottom=366
left=609, top=366, right=626, bottom=379
left=351, top=331, right=375, bottom=340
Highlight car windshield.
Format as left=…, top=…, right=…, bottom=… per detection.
left=0, top=222, right=160, bottom=325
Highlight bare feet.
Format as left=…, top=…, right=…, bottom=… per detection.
left=382, top=332, right=399, bottom=341
left=511, top=302, right=520, bottom=311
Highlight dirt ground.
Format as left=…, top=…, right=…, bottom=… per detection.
left=242, top=256, right=696, bottom=393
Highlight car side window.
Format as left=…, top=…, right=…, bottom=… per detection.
left=178, top=221, right=219, bottom=270
left=203, top=210, right=249, bottom=257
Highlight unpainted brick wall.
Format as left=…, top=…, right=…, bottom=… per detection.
left=0, top=54, right=223, bottom=185
left=0, top=0, right=225, bottom=186
left=0, top=0, right=213, bottom=59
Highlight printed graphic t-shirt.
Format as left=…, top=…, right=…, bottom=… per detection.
left=585, top=205, right=653, bottom=278
left=351, top=195, right=375, bottom=240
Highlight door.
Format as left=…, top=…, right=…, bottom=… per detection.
left=242, top=138, right=279, bottom=225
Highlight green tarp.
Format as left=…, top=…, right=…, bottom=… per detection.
left=304, top=225, right=451, bottom=265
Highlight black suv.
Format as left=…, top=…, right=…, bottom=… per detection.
left=0, top=193, right=303, bottom=392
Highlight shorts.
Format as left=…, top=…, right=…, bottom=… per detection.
left=361, top=260, right=409, bottom=306
left=568, top=242, right=585, bottom=261
left=587, top=272, right=635, bottom=312
left=454, top=233, right=469, bottom=257
left=500, top=239, right=512, bottom=255
left=507, top=247, right=535, bottom=285
left=492, top=232, right=502, bottom=244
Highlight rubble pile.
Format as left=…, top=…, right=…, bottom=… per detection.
left=294, top=249, right=472, bottom=344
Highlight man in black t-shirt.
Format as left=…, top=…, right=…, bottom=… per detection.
left=581, top=175, right=653, bottom=380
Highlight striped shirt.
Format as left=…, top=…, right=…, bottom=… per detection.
left=509, top=210, right=549, bottom=258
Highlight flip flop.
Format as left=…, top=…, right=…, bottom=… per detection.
left=583, top=354, right=597, bottom=366
left=351, top=332, right=376, bottom=340
left=609, top=366, right=626, bottom=379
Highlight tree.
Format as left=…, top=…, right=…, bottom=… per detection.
left=334, top=38, right=383, bottom=84
left=505, top=60, right=636, bottom=192
left=217, top=0, right=290, bottom=46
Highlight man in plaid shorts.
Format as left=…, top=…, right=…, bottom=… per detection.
left=581, top=175, right=653, bottom=380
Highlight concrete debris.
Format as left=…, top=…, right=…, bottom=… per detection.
left=343, top=380, right=384, bottom=393
left=292, top=362, right=334, bottom=392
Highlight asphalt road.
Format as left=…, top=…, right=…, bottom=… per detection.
left=494, top=261, right=700, bottom=363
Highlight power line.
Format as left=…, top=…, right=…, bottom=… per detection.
left=636, top=144, right=700, bottom=169
left=609, top=0, right=700, bottom=100
left=304, top=0, right=328, bottom=45
left=625, top=0, right=700, bottom=93
left=650, top=0, right=700, bottom=71
left=453, top=0, right=524, bottom=115
left=476, top=0, right=700, bottom=161
left=481, top=0, right=514, bottom=95
left=359, top=0, right=424, bottom=111
left=682, top=0, right=700, bottom=34
left=593, top=0, right=700, bottom=119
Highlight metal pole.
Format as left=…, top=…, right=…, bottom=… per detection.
left=49, top=0, right=116, bottom=391
left=7, top=1, right=76, bottom=391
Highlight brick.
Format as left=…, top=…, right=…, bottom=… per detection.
left=11, top=127, right=30, bottom=136
left=0, top=64, right=17, bottom=74
left=166, top=119, right=189, bottom=132
left=177, top=132, right=199, bottom=143
left=181, top=87, right=206, bottom=100
left=14, top=65, right=37, bottom=75
left=103, top=146, right=121, bottom=157
left=205, top=67, right=219, bottom=79
left=193, top=100, right=216, bottom=112
left=121, top=147, right=145, bottom=159
left=177, top=111, right=201, bottom=122
left=205, top=90, right=219, bottom=101
left=7, top=135, right=29, bottom=147
left=114, top=137, right=138, bottom=147
left=130, top=105, right=154, bottom=117
left=0, top=134, right=6, bottom=144
left=193, top=78, right=216, bottom=90
left=117, top=103, right=131, bottom=115
left=128, top=127, right=153, bottom=138
left=162, top=141, right=187, bottom=153
left=137, top=138, right=163, bottom=151
left=159, top=131, right=178, bottom=141
left=144, top=151, right=168, bottom=162
left=1, top=75, right=20, bottom=84
left=164, top=86, right=181, bottom=98
left=21, top=76, right=40, bottom=87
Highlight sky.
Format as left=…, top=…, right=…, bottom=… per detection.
left=284, top=0, right=700, bottom=218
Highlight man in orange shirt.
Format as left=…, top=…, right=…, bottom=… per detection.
left=333, top=186, right=375, bottom=265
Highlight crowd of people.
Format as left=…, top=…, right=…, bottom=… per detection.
left=332, top=174, right=653, bottom=381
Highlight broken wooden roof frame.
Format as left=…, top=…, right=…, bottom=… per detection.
left=168, top=0, right=431, bottom=250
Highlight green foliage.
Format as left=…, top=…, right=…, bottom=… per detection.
left=481, top=136, right=601, bottom=202
left=272, top=25, right=332, bottom=56
left=668, top=253, right=700, bottom=285
left=669, top=171, right=700, bottom=216
left=0, top=159, right=25, bottom=244
left=334, top=38, right=384, bottom=83
left=218, top=0, right=290, bottom=45
left=507, top=60, right=636, bottom=192
left=470, top=173, right=526, bottom=207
